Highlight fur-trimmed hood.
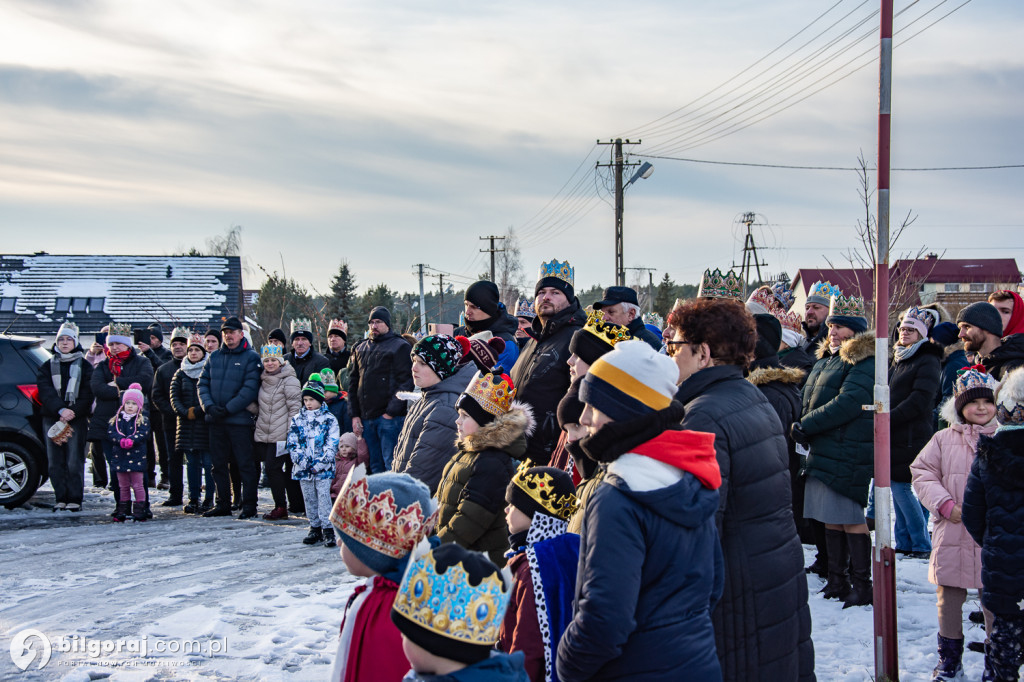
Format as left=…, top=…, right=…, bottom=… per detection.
left=747, top=365, right=806, bottom=387
left=457, top=401, right=535, bottom=453
left=938, top=394, right=999, bottom=429
left=816, top=329, right=876, bottom=364
left=943, top=341, right=966, bottom=362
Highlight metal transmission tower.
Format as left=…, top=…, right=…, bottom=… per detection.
left=732, top=212, right=769, bottom=298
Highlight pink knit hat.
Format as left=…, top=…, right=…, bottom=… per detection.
left=339, top=432, right=358, bottom=450
left=121, top=383, right=145, bottom=409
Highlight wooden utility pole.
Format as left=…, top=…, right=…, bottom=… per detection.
left=597, top=139, right=641, bottom=286
left=413, top=263, right=428, bottom=335
left=479, top=235, right=506, bottom=282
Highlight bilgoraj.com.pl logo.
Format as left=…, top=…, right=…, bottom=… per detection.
left=9, top=629, right=228, bottom=670
left=9, top=629, right=52, bottom=671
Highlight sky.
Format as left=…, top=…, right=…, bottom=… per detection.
left=1, top=0, right=1022, bottom=299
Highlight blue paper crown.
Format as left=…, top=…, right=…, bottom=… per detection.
left=513, top=297, right=536, bottom=319
left=538, top=259, right=574, bottom=288
left=261, top=345, right=285, bottom=361
left=771, top=281, right=795, bottom=311
left=807, top=281, right=840, bottom=304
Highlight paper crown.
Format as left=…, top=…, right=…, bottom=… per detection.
left=582, top=309, right=632, bottom=347
left=108, top=322, right=132, bottom=339
left=672, top=298, right=687, bottom=311
left=955, top=365, right=997, bottom=396
left=330, top=464, right=438, bottom=559
left=261, top=344, right=285, bottom=361
left=513, top=297, right=536, bottom=319
left=291, top=318, right=312, bottom=335
left=807, top=280, right=840, bottom=305
left=319, top=367, right=338, bottom=389
left=463, top=371, right=516, bottom=416
left=746, top=287, right=778, bottom=314
left=170, top=326, right=191, bottom=342
left=829, top=294, right=866, bottom=319
left=902, top=306, right=937, bottom=331
left=510, top=461, right=578, bottom=521
left=771, top=281, right=796, bottom=311
left=56, top=321, right=79, bottom=336
left=392, top=548, right=511, bottom=648
left=697, top=268, right=743, bottom=300
left=328, top=319, right=347, bottom=333
left=187, top=333, right=205, bottom=349
left=642, top=312, right=664, bottom=329
left=538, top=259, right=574, bottom=288
left=772, top=309, right=804, bottom=334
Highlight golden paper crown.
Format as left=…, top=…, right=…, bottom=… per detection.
left=463, top=371, right=516, bottom=416
left=829, top=294, right=866, bottom=319
left=108, top=322, right=132, bottom=338
left=511, top=461, right=579, bottom=521
left=538, top=259, right=574, bottom=287
left=328, top=319, right=348, bottom=333
left=582, top=309, right=632, bottom=347
left=697, top=268, right=743, bottom=300
left=772, top=310, right=803, bottom=334
left=261, top=344, right=285, bottom=361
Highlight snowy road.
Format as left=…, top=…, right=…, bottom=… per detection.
left=1, top=478, right=994, bottom=681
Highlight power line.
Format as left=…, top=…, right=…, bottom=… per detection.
left=639, top=153, right=1023, bottom=172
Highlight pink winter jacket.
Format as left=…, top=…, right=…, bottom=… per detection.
left=331, top=437, right=369, bottom=499
left=911, top=399, right=997, bottom=589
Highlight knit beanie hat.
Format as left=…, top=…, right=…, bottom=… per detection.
left=456, top=332, right=505, bottom=373
left=953, top=365, right=998, bottom=417
left=956, top=302, right=1004, bottom=339
left=319, top=367, right=339, bottom=393
left=205, top=327, right=222, bottom=342
left=580, top=339, right=678, bottom=422
left=557, top=379, right=586, bottom=429
left=121, top=383, right=145, bottom=410
left=268, top=328, right=288, bottom=345
left=931, top=321, right=960, bottom=347
left=996, top=366, right=1024, bottom=426
left=330, top=465, right=437, bottom=577
left=456, top=370, right=515, bottom=427
left=412, top=334, right=464, bottom=381
left=900, top=306, right=939, bottom=338
left=506, top=463, right=578, bottom=521
left=368, top=306, right=392, bottom=329
left=753, top=313, right=782, bottom=361
left=338, top=431, right=358, bottom=451
left=221, top=316, right=243, bottom=331
left=56, top=321, right=79, bottom=344
left=569, top=310, right=632, bottom=366
left=535, top=259, right=575, bottom=300
left=302, top=373, right=326, bottom=403
left=147, top=323, right=164, bottom=343
left=391, top=543, right=511, bottom=665
left=465, top=281, right=501, bottom=319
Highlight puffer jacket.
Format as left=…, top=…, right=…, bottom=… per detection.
left=391, top=363, right=476, bottom=494
left=980, top=333, right=1024, bottom=381
left=799, top=331, right=875, bottom=506
left=169, top=365, right=209, bottom=451
left=285, top=348, right=331, bottom=385
left=510, top=300, right=586, bottom=464
left=286, top=404, right=340, bottom=480
left=198, top=338, right=262, bottom=426
left=779, top=345, right=815, bottom=386
left=254, top=363, right=302, bottom=444
left=35, top=344, right=94, bottom=426
left=348, top=330, right=414, bottom=420
left=963, top=427, right=1024, bottom=615
left=88, top=351, right=155, bottom=440
left=150, top=357, right=182, bottom=430
left=912, top=397, right=996, bottom=589
left=455, top=303, right=521, bottom=371
left=435, top=403, right=533, bottom=566
left=106, top=412, right=151, bottom=473
left=889, top=341, right=942, bottom=482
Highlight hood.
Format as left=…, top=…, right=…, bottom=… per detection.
left=426, top=362, right=476, bottom=397
left=920, top=301, right=952, bottom=323
left=939, top=395, right=999, bottom=430
left=530, top=298, right=586, bottom=341
left=457, top=401, right=535, bottom=453
left=747, top=364, right=806, bottom=387
left=816, top=329, right=876, bottom=364
left=943, top=343, right=967, bottom=363
left=606, top=449, right=720, bottom=529
left=262, top=361, right=297, bottom=385
left=977, top=429, right=1024, bottom=488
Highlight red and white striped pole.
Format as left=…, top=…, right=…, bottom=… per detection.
left=873, top=0, right=899, bottom=679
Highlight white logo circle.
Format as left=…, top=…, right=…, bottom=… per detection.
left=9, top=629, right=51, bottom=671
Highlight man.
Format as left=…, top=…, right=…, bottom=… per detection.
left=325, top=319, right=351, bottom=389
left=348, top=306, right=414, bottom=473
left=198, top=316, right=263, bottom=518
left=150, top=326, right=189, bottom=506
left=285, top=318, right=330, bottom=385
left=989, top=290, right=1024, bottom=336
left=510, top=259, right=586, bottom=465
left=455, top=280, right=520, bottom=370
left=957, top=301, right=1024, bottom=380
left=801, top=281, right=835, bottom=352
left=592, top=285, right=662, bottom=350
left=137, top=323, right=173, bottom=489
left=267, top=328, right=287, bottom=347
left=513, top=297, right=536, bottom=350
left=204, top=328, right=221, bottom=354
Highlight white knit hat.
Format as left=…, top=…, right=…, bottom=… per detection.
left=56, top=321, right=79, bottom=343
left=580, top=339, right=679, bottom=421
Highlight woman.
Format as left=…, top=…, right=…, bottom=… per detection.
left=888, top=306, right=943, bottom=557
left=792, top=293, right=875, bottom=609
left=669, top=297, right=814, bottom=682
left=170, top=334, right=215, bottom=513
left=253, top=345, right=302, bottom=519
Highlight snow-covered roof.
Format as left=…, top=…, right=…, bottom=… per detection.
left=0, top=254, right=244, bottom=336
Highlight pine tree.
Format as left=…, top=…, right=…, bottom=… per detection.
left=254, top=273, right=313, bottom=345
left=327, top=260, right=358, bottom=322
left=654, top=273, right=676, bottom=317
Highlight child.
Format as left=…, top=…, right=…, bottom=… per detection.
left=436, top=369, right=534, bottom=567
left=498, top=464, right=580, bottom=682
left=287, top=373, right=340, bottom=547
left=255, top=344, right=301, bottom=520
left=320, top=367, right=353, bottom=435
left=329, top=465, right=436, bottom=682
left=391, top=543, right=528, bottom=681
left=963, top=366, right=1024, bottom=682
left=107, top=383, right=151, bottom=522
left=911, top=366, right=999, bottom=680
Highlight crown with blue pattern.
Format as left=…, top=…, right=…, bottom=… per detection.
left=261, top=344, right=285, bottom=362
left=538, top=259, right=574, bottom=288
left=771, top=281, right=796, bottom=311
left=807, top=280, right=840, bottom=307
left=697, top=268, right=743, bottom=300
left=513, top=297, right=536, bottom=319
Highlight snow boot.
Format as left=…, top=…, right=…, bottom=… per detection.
left=843, top=532, right=873, bottom=608
left=237, top=507, right=257, bottom=520
left=263, top=506, right=288, bottom=520
left=820, top=529, right=851, bottom=600
left=183, top=499, right=199, bottom=514
left=932, top=634, right=964, bottom=681
left=324, top=530, right=336, bottom=548
left=132, top=501, right=149, bottom=522
left=113, top=500, right=131, bottom=522
left=160, top=497, right=182, bottom=507
left=302, top=527, right=323, bottom=545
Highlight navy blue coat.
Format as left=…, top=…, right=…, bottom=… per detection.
left=962, top=428, right=1024, bottom=616
left=198, top=339, right=262, bottom=426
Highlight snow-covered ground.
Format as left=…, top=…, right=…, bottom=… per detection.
left=1, top=477, right=991, bottom=681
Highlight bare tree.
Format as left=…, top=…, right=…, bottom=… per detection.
left=495, top=227, right=526, bottom=308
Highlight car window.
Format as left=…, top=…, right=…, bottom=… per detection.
left=20, top=343, right=51, bottom=367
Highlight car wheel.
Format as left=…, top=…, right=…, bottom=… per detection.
left=0, top=442, right=41, bottom=509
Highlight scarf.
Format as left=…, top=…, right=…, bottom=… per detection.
left=51, top=349, right=85, bottom=405
left=180, top=355, right=207, bottom=380
left=106, top=346, right=133, bottom=376
left=893, top=338, right=926, bottom=364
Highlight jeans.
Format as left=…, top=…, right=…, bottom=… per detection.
left=362, top=416, right=404, bottom=474
left=183, top=449, right=213, bottom=503
left=892, top=481, right=931, bottom=552
left=208, top=423, right=258, bottom=511
left=42, top=417, right=86, bottom=505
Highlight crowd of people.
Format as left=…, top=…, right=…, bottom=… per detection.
left=34, top=261, right=1024, bottom=681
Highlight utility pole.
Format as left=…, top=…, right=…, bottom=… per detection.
left=624, top=267, right=657, bottom=314
left=597, top=139, right=642, bottom=286
left=731, top=212, right=768, bottom=298
left=413, top=264, right=428, bottom=335
left=479, top=235, right=506, bottom=282
left=435, top=273, right=446, bottom=308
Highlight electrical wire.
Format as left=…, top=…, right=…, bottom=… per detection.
left=637, top=153, right=1024, bottom=172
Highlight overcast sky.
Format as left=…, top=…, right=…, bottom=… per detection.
left=1, top=0, right=1021, bottom=299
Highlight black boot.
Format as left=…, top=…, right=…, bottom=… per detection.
left=113, top=500, right=131, bottom=522
left=183, top=500, right=199, bottom=514
left=932, top=634, right=964, bottom=681
left=843, top=532, right=873, bottom=608
left=821, top=529, right=851, bottom=600
left=132, top=501, right=149, bottom=522
left=324, top=530, right=336, bottom=548
left=203, top=505, right=233, bottom=517
left=302, top=527, right=323, bottom=545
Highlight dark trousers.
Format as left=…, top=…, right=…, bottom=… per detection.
left=986, top=613, right=1024, bottom=682
left=208, top=423, right=258, bottom=511
left=256, top=441, right=302, bottom=509
left=102, top=440, right=149, bottom=504
left=160, top=423, right=182, bottom=500
left=152, top=421, right=168, bottom=479
left=42, top=417, right=87, bottom=505
left=89, top=440, right=108, bottom=488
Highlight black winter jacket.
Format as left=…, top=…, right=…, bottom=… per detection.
left=198, top=339, right=262, bottom=426
left=150, top=358, right=182, bottom=430
left=963, top=428, right=1024, bottom=615
left=348, top=331, right=413, bottom=420
left=88, top=351, right=154, bottom=440
left=510, top=300, right=586, bottom=464
left=455, top=303, right=522, bottom=371
left=627, top=316, right=664, bottom=351
left=676, top=364, right=815, bottom=682
left=143, top=344, right=172, bottom=372
left=980, top=333, right=1024, bottom=381
left=285, top=349, right=331, bottom=385
left=888, top=341, right=942, bottom=482
left=170, top=368, right=209, bottom=451
left=779, top=345, right=816, bottom=387
left=35, top=345, right=94, bottom=426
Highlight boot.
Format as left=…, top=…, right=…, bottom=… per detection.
left=821, top=529, right=851, bottom=600
left=160, top=497, right=183, bottom=507
left=183, top=500, right=199, bottom=514
left=302, top=527, right=323, bottom=545
left=113, top=500, right=131, bottom=522
left=203, top=505, right=233, bottom=517
left=263, top=506, right=288, bottom=520
left=324, top=530, right=336, bottom=548
left=132, top=501, right=149, bottom=522
left=932, top=634, right=964, bottom=681
left=843, top=532, right=873, bottom=608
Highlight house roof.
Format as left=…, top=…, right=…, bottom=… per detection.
left=0, top=254, right=243, bottom=336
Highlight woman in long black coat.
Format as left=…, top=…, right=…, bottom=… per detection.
left=669, top=298, right=814, bottom=682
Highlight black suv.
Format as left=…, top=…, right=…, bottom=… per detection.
left=0, top=335, right=50, bottom=508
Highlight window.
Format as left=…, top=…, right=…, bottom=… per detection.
left=944, top=283, right=959, bottom=293
left=970, top=283, right=990, bottom=293
left=0, top=297, right=15, bottom=312
left=71, top=298, right=89, bottom=313
left=54, top=297, right=71, bottom=313
left=88, top=298, right=105, bottom=312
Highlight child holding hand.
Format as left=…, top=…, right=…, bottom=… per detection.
left=107, top=383, right=151, bottom=522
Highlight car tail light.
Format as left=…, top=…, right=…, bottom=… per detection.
left=17, top=384, right=41, bottom=405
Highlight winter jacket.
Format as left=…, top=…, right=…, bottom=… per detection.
left=198, top=338, right=262, bottom=427
left=435, top=403, right=532, bottom=566
left=326, top=395, right=352, bottom=436
left=169, top=367, right=209, bottom=452
left=391, top=364, right=476, bottom=495
left=980, top=333, right=1024, bottom=381
left=106, top=412, right=151, bottom=473
left=798, top=332, right=875, bottom=506
left=287, top=404, right=341, bottom=481
left=510, top=300, right=587, bottom=465
left=676, top=365, right=815, bottom=682
left=626, top=316, right=663, bottom=352
left=150, top=357, right=182, bottom=430
left=748, top=360, right=805, bottom=528
left=456, top=303, right=522, bottom=371
left=937, top=346, right=969, bottom=428
left=88, top=351, right=154, bottom=440
left=962, top=427, right=1024, bottom=615
left=349, top=331, right=414, bottom=420
left=325, top=348, right=351, bottom=390
left=35, top=344, right=94, bottom=426
left=779, top=345, right=815, bottom=387
left=888, top=341, right=942, bottom=482
left=331, top=445, right=369, bottom=499
left=331, top=576, right=408, bottom=682
left=285, top=348, right=332, bottom=386
left=556, top=408, right=724, bottom=682
left=501, top=551, right=545, bottom=682
left=399, top=652, right=529, bottom=682
left=911, top=398, right=995, bottom=589
left=801, top=322, right=827, bottom=354
left=143, top=344, right=172, bottom=372
left=254, top=363, right=302, bottom=444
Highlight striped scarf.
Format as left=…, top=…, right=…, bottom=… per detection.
left=51, top=350, right=85, bottom=405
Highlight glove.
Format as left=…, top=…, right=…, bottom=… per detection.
left=790, top=422, right=809, bottom=447
left=207, top=406, right=228, bottom=421
left=119, top=438, right=134, bottom=449
left=187, top=407, right=196, bottom=421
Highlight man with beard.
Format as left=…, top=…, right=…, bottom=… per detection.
left=801, top=281, right=836, bottom=352
left=510, top=259, right=587, bottom=465
left=592, top=285, right=662, bottom=350
left=455, top=280, right=520, bottom=370
left=150, top=326, right=190, bottom=506
left=285, top=319, right=331, bottom=385
left=957, top=301, right=1024, bottom=380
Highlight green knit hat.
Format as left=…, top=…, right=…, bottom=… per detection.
left=302, top=372, right=326, bottom=403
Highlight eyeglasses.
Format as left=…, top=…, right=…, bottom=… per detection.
left=665, top=340, right=688, bottom=357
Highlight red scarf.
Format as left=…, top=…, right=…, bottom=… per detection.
left=106, top=347, right=133, bottom=376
